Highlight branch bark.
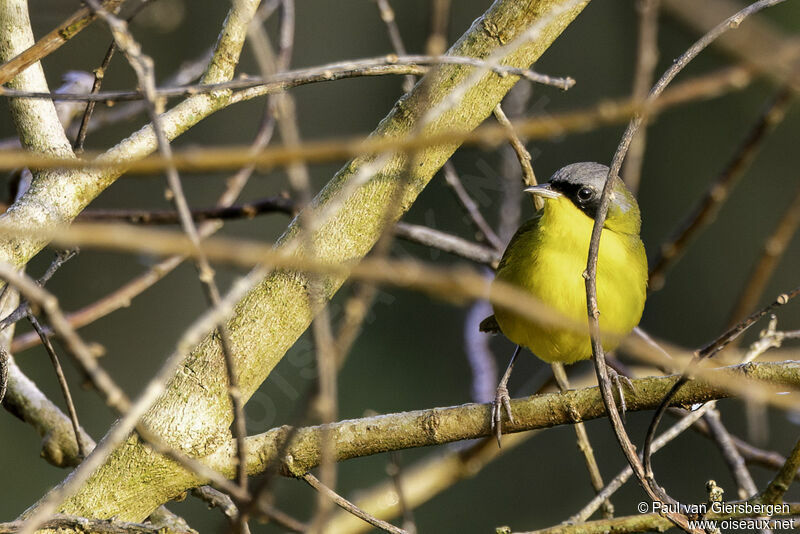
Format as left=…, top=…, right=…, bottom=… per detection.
left=232, top=361, right=800, bottom=478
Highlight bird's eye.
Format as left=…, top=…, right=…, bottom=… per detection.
left=577, top=187, right=594, bottom=202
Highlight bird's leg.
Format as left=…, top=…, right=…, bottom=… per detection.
left=605, top=363, right=634, bottom=418
left=491, top=345, right=521, bottom=447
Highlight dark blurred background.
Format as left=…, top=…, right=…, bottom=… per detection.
left=1, top=0, right=800, bottom=532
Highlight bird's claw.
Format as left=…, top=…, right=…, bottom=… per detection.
left=607, top=367, right=633, bottom=418
left=491, top=384, right=514, bottom=447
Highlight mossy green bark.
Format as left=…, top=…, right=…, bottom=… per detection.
left=27, top=0, right=591, bottom=522
left=240, top=361, right=800, bottom=476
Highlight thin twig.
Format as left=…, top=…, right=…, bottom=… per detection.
left=193, top=486, right=240, bottom=522
left=568, top=403, right=715, bottom=524
left=642, top=286, right=800, bottom=489
left=63, top=45, right=214, bottom=143
left=426, top=0, right=451, bottom=56
left=308, top=304, right=339, bottom=533
left=73, top=41, right=117, bottom=153
left=648, top=86, right=794, bottom=291
left=727, top=180, right=800, bottom=326
left=302, top=472, right=408, bottom=534
left=17, top=265, right=269, bottom=534
left=757, top=437, right=800, bottom=505
left=372, top=0, right=504, bottom=259
left=0, top=249, right=78, bottom=333
left=496, top=82, right=532, bottom=242
left=373, top=0, right=415, bottom=93
left=586, top=1, right=788, bottom=529
left=0, top=263, right=130, bottom=414
left=441, top=163, right=505, bottom=252
left=621, top=0, right=660, bottom=194
left=0, top=268, right=254, bottom=503
left=387, top=452, right=417, bottom=534
left=0, top=65, right=755, bottom=175
left=192, top=485, right=307, bottom=533
left=0, top=55, right=574, bottom=103
left=73, top=0, right=156, bottom=153
left=248, top=10, right=342, bottom=530
left=663, top=0, right=800, bottom=90
left=685, top=409, right=800, bottom=481
left=26, top=314, right=88, bottom=459
left=394, top=222, right=499, bottom=266
left=703, top=408, right=760, bottom=500
left=551, top=363, right=613, bottom=520
left=77, top=196, right=295, bottom=224
left=493, top=103, right=538, bottom=191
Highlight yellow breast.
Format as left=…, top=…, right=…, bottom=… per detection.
left=493, top=196, right=647, bottom=364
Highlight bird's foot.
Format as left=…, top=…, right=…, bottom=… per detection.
left=606, top=366, right=634, bottom=418
left=491, top=384, right=514, bottom=447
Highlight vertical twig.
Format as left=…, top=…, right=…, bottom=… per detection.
left=387, top=452, right=417, bottom=534
left=586, top=2, right=789, bottom=530
left=374, top=0, right=415, bottom=93
left=73, top=1, right=153, bottom=153
left=426, top=0, right=451, bottom=56
left=622, top=0, right=660, bottom=194
left=249, top=4, right=343, bottom=530
left=496, top=83, right=532, bottom=242
left=492, top=103, right=540, bottom=209
left=552, top=363, right=614, bottom=519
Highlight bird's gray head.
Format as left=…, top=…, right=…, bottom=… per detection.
left=527, top=162, right=641, bottom=235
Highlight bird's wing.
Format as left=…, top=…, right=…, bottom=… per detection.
left=480, top=213, right=543, bottom=334
left=496, top=212, right=542, bottom=272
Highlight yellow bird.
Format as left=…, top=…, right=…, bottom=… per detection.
left=481, top=162, right=648, bottom=443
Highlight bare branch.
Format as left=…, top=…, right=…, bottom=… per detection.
left=0, top=66, right=753, bottom=176
left=302, top=473, right=407, bottom=534
left=237, top=361, right=800, bottom=478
